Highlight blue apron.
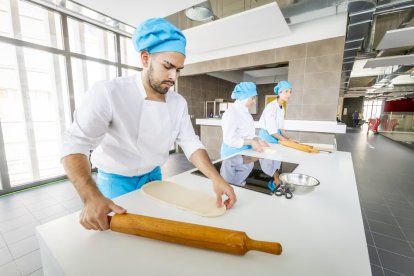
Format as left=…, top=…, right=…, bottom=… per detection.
left=258, top=129, right=282, bottom=144
left=220, top=144, right=252, bottom=159
left=97, top=166, right=162, bottom=199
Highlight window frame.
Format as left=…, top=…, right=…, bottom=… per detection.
left=0, top=0, right=140, bottom=195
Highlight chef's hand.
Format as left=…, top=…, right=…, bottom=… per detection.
left=251, top=140, right=264, bottom=152
left=258, top=139, right=269, bottom=147
left=288, top=137, right=299, bottom=143
left=212, top=177, right=236, bottom=209
left=80, top=194, right=126, bottom=231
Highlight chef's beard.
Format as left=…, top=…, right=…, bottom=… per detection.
left=148, top=63, right=174, bottom=95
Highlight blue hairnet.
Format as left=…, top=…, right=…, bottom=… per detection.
left=231, top=82, right=257, bottom=100
left=132, top=18, right=186, bottom=56
left=274, top=80, right=292, bottom=95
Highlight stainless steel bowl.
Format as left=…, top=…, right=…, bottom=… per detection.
left=279, top=173, right=320, bottom=194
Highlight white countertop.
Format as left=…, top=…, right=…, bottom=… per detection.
left=36, top=145, right=370, bottom=276
left=196, top=118, right=346, bottom=134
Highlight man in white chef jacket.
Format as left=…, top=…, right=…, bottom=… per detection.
left=61, top=18, right=236, bottom=231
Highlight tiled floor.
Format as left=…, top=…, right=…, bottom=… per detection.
left=336, top=127, right=414, bottom=276
left=0, top=129, right=413, bottom=275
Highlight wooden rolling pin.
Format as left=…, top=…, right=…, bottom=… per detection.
left=109, top=213, right=282, bottom=256
left=280, top=140, right=320, bottom=153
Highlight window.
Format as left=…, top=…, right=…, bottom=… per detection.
left=68, top=18, right=116, bottom=62
left=0, top=43, right=70, bottom=186
left=0, top=0, right=138, bottom=193
left=0, top=0, right=63, bottom=49
left=72, top=58, right=117, bottom=106
left=0, top=0, right=12, bottom=37
left=120, top=36, right=140, bottom=67
left=363, top=100, right=383, bottom=121
left=122, top=68, right=140, bottom=77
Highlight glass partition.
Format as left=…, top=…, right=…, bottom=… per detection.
left=379, top=113, right=414, bottom=133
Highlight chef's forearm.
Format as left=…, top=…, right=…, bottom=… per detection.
left=62, top=154, right=102, bottom=203
left=189, top=149, right=222, bottom=181
left=272, top=132, right=287, bottom=141
left=281, top=130, right=290, bottom=139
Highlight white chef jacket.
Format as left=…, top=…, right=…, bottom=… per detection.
left=221, top=101, right=256, bottom=148
left=61, top=72, right=204, bottom=177
left=258, top=100, right=285, bottom=135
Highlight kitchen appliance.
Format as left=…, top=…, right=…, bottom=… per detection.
left=109, top=213, right=282, bottom=255
left=191, top=155, right=298, bottom=195
left=219, top=102, right=233, bottom=117
left=205, top=100, right=233, bottom=118
left=279, top=173, right=320, bottom=194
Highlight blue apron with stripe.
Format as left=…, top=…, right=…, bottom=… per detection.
left=220, top=144, right=252, bottom=159
left=97, top=166, right=162, bottom=199
left=258, top=129, right=283, bottom=144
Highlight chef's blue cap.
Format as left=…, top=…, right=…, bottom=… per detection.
left=274, top=80, right=292, bottom=95
left=231, top=82, right=257, bottom=100
left=132, top=18, right=186, bottom=56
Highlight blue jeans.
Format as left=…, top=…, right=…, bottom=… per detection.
left=97, top=166, right=162, bottom=199
left=220, top=144, right=252, bottom=159
left=258, top=129, right=282, bottom=144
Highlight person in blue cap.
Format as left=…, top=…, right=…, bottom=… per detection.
left=258, top=80, right=295, bottom=144
left=62, top=18, right=236, bottom=231
left=221, top=82, right=268, bottom=158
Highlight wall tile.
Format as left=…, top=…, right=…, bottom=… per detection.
left=288, top=59, right=306, bottom=75
left=288, top=73, right=304, bottom=91
left=204, top=58, right=229, bottom=73
left=181, top=63, right=203, bottom=76
left=305, top=54, right=343, bottom=74
left=300, top=104, right=337, bottom=121
left=276, top=44, right=306, bottom=61
left=285, top=104, right=303, bottom=120
left=304, top=71, right=341, bottom=90
left=227, top=53, right=251, bottom=70
left=249, top=49, right=277, bottom=66
left=287, top=88, right=303, bottom=105
left=256, top=84, right=274, bottom=119
left=306, top=37, right=345, bottom=57
left=302, top=87, right=340, bottom=105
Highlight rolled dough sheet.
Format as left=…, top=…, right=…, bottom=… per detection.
left=141, top=181, right=226, bottom=217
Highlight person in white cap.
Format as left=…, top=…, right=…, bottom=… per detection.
left=62, top=18, right=236, bottom=231
left=259, top=80, right=294, bottom=144
left=221, top=82, right=268, bottom=158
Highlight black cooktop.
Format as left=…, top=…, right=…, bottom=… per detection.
left=191, top=155, right=299, bottom=195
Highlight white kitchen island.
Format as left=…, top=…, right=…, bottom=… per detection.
left=36, top=145, right=371, bottom=276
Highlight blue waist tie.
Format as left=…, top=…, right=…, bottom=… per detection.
left=258, top=129, right=282, bottom=144
left=221, top=144, right=252, bottom=159
left=97, top=166, right=162, bottom=199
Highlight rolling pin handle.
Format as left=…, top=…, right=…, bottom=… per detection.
left=245, top=237, right=282, bottom=255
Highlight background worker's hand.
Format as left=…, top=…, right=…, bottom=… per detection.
left=258, top=139, right=269, bottom=147
left=251, top=140, right=264, bottom=152
left=80, top=195, right=127, bottom=231
left=288, top=137, right=299, bottom=143
left=212, top=177, right=237, bottom=209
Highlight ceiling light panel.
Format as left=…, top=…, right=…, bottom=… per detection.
left=376, top=26, right=414, bottom=50
left=184, top=2, right=290, bottom=54
left=364, top=54, right=414, bottom=68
